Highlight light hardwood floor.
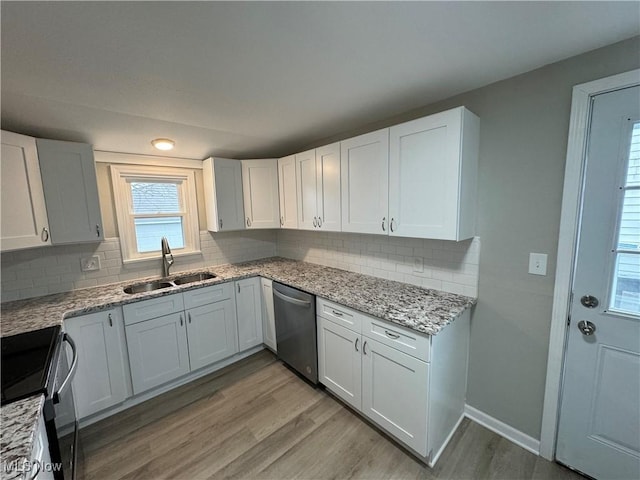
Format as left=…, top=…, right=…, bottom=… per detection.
left=80, top=350, right=584, bottom=480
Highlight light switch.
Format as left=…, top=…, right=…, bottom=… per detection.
left=413, top=257, right=424, bottom=273
left=528, top=253, right=547, bottom=276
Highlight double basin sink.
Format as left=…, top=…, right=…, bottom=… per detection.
left=123, top=272, right=216, bottom=294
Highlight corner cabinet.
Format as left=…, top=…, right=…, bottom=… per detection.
left=241, top=159, right=281, bottom=229
left=277, top=155, right=298, bottom=229
left=317, top=297, right=470, bottom=467
left=202, top=157, right=245, bottom=232
left=0, top=130, right=51, bottom=251
left=388, top=107, right=479, bottom=240
left=235, top=277, right=264, bottom=351
left=64, top=308, right=131, bottom=419
left=340, top=129, right=389, bottom=235
left=36, top=138, right=103, bottom=244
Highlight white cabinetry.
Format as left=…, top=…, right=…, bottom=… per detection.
left=31, top=414, right=54, bottom=480
left=317, top=297, right=469, bottom=466
left=64, top=308, right=131, bottom=419
left=260, top=277, right=276, bottom=352
left=388, top=107, right=479, bottom=240
left=0, top=130, right=51, bottom=251
left=235, top=277, right=263, bottom=351
left=202, top=157, right=245, bottom=232
left=340, top=129, right=389, bottom=234
left=277, top=155, right=298, bottom=229
left=36, top=138, right=103, bottom=244
left=241, top=159, right=280, bottom=229
left=296, top=143, right=341, bottom=231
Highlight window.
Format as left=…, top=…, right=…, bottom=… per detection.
left=111, top=165, right=200, bottom=263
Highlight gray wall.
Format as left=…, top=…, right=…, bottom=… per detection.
left=311, top=36, right=640, bottom=439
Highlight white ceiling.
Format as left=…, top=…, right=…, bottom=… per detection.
left=2, top=1, right=638, bottom=159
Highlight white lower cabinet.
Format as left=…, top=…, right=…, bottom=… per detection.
left=186, top=298, right=237, bottom=371
left=64, top=308, right=131, bottom=419
left=235, top=277, right=263, bottom=351
left=317, top=297, right=469, bottom=466
left=31, top=414, right=54, bottom=479
left=260, top=278, right=277, bottom=352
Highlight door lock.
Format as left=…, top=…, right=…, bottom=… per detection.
left=580, top=295, right=599, bottom=308
left=577, top=320, right=596, bottom=336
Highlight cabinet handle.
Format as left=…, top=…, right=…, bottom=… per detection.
left=219, top=218, right=223, bottom=229
left=96, top=224, right=101, bottom=237
left=108, top=313, right=113, bottom=327
left=188, top=313, right=192, bottom=324
left=363, top=340, right=368, bottom=355
left=331, top=310, right=343, bottom=317
left=180, top=315, right=183, bottom=326
left=313, top=216, right=317, bottom=228
left=355, top=338, right=359, bottom=352
left=385, top=330, right=400, bottom=339
left=237, top=283, right=241, bottom=293
left=381, top=217, right=386, bottom=232
left=280, top=216, right=284, bottom=226
left=41, top=227, right=49, bottom=242
left=390, top=218, right=395, bottom=233
left=318, top=217, right=322, bottom=228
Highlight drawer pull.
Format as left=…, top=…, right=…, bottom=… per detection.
left=385, top=330, right=400, bottom=339
left=332, top=310, right=343, bottom=317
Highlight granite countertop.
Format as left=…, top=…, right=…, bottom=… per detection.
left=0, top=257, right=476, bottom=470
left=1, top=395, right=45, bottom=480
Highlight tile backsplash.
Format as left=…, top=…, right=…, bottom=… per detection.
left=277, top=230, right=479, bottom=297
left=1, top=229, right=479, bottom=302
left=1, top=230, right=276, bottom=302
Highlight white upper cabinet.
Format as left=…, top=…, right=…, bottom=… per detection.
left=389, top=107, right=479, bottom=241
left=316, top=143, right=341, bottom=232
left=341, top=129, right=389, bottom=235
left=295, top=149, right=318, bottom=230
left=36, top=138, right=103, bottom=244
left=203, top=157, right=245, bottom=232
left=241, top=159, right=281, bottom=229
left=277, top=155, right=298, bottom=229
left=0, top=130, right=51, bottom=251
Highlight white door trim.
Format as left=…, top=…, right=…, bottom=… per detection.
left=539, top=68, right=640, bottom=460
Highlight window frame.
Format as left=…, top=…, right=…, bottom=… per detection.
left=111, top=164, right=201, bottom=264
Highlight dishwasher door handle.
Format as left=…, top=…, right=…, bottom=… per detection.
left=273, top=289, right=311, bottom=308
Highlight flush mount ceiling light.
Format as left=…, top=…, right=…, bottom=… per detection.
left=151, top=138, right=175, bottom=151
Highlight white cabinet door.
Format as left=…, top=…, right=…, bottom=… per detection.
left=362, top=337, right=429, bottom=456
left=341, top=129, right=389, bottom=235
left=235, top=277, right=264, bottom=351
left=316, top=142, right=341, bottom=232
left=126, top=312, right=190, bottom=394
left=186, top=298, right=238, bottom=370
left=261, top=277, right=277, bottom=352
left=295, top=149, right=318, bottom=230
left=64, top=308, right=131, bottom=419
left=241, top=159, right=280, bottom=229
left=36, top=138, right=103, bottom=244
left=0, top=130, right=51, bottom=251
left=318, top=317, right=362, bottom=410
left=202, top=157, right=245, bottom=232
left=277, top=155, right=298, bottom=229
left=389, top=107, right=478, bottom=240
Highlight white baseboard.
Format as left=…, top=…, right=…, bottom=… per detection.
left=464, top=404, right=540, bottom=455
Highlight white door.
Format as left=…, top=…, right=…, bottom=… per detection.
left=186, top=299, right=238, bottom=370
left=235, top=277, right=264, bottom=351
left=341, top=129, right=389, bottom=235
left=556, top=86, right=640, bottom=480
left=316, top=142, right=341, bottom=232
left=277, top=155, right=298, bottom=229
left=295, top=149, right=318, bottom=230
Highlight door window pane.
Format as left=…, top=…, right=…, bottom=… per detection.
left=626, top=123, right=640, bottom=187
left=611, top=253, right=640, bottom=314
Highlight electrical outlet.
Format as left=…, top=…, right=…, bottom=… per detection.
left=413, top=256, right=424, bottom=273
left=80, top=255, right=101, bottom=272
left=528, top=253, right=547, bottom=276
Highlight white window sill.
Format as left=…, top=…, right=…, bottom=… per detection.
left=122, top=250, right=203, bottom=267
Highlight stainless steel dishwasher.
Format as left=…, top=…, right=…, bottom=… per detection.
left=272, top=282, right=318, bottom=384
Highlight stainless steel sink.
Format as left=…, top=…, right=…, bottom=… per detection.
left=173, top=272, right=217, bottom=285
left=123, top=281, right=174, bottom=294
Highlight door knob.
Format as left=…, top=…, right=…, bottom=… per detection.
left=580, top=295, right=599, bottom=308
left=577, top=320, right=596, bottom=336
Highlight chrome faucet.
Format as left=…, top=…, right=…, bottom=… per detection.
left=161, top=236, right=174, bottom=277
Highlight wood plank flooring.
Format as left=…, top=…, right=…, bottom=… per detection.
left=80, top=351, right=584, bottom=480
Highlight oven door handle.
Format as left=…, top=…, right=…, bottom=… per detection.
left=54, top=333, right=78, bottom=404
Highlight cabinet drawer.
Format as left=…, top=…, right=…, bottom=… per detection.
left=183, top=282, right=233, bottom=309
left=123, top=293, right=184, bottom=325
left=316, top=297, right=362, bottom=333
left=362, top=317, right=431, bottom=362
